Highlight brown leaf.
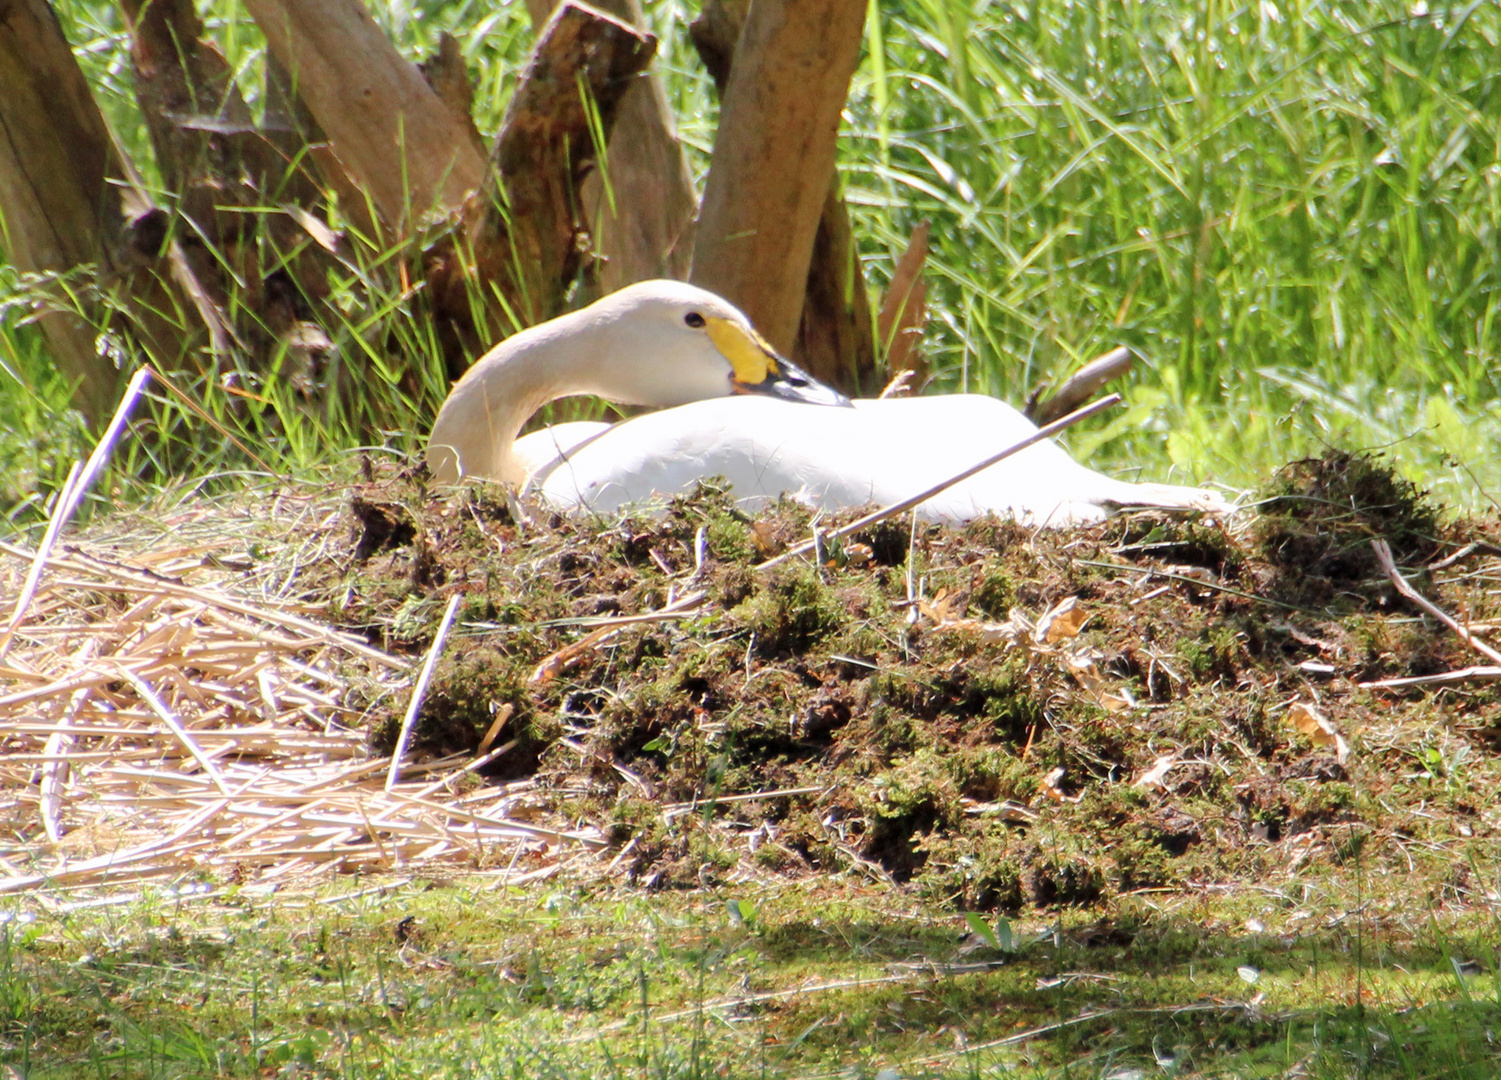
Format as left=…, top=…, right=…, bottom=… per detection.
left=1036, top=596, right=1088, bottom=644
left=877, top=220, right=930, bottom=386
left=1288, top=701, right=1349, bottom=763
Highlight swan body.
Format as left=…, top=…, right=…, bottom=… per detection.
left=427, top=281, right=1227, bottom=525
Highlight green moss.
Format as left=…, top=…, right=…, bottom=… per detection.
left=728, top=563, right=845, bottom=656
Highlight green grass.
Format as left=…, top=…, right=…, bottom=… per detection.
left=6, top=877, right=1500, bottom=1078
left=838, top=0, right=1501, bottom=509
left=5, top=1, right=1500, bottom=516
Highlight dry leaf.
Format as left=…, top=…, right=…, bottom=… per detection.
left=877, top=220, right=930, bottom=386
left=919, top=586, right=963, bottom=624
left=1288, top=701, right=1349, bottom=763
left=1040, top=767, right=1082, bottom=804
left=1036, top=596, right=1088, bottom=644
left=749, top=520, right=779, bottom=557
left=1133, top=753, right=1178, bottom=790
left=1064, top=648, right=1130, bottom=712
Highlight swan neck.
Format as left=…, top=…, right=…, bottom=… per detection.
left=477, top=320, right=605, bottom=485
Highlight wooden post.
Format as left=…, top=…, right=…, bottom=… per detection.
left=0, top=0, right=127, bottom=423
left=688, top=0, right=871, bottom=380
left=526, top=0, right=697, bottom=291
left=427, top=2, right=657, bottom=365
left=241, top=0, right=487, bottom=231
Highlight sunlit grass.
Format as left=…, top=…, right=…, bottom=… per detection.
left=7, top=879, right=1500, bottom=1078
left=842, top=0, right=1501, bottom=510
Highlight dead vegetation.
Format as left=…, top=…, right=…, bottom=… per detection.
left=3, top=450, right=1501, bottom=915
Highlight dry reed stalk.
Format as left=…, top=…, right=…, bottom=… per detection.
left=0, top=515, right=600, bottom=897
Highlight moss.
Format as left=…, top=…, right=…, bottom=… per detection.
left=309, top=457, right=1501, bottom=915
left=372, top=645, right=546, bottom=779
left=915, top=828, right=1027, bottom=912
left=1253, top=449, right=1444, bottom=604
left=728, top=563, right=846, bottom=656
left=970, top=565, right=1018, bottom=619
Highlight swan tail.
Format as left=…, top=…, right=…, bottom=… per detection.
left=1103, top=481, right=1236, bottom=516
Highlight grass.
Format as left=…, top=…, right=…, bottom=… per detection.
left=4, top=1, right=1500, bottom=519
left=6, top=876, right=1501, bottom=1078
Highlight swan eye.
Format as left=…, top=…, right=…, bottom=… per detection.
left=684, top=311, right=706, bottom=329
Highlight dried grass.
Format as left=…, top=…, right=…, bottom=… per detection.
left=0, top=527, right=603, bottom=896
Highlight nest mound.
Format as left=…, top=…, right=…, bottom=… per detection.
left=4, top=453, right=1500, bottom=910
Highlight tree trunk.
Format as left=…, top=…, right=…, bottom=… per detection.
left=0, top=0, right=126, bottom=423
left=241, top=0, right=487, bottom=233
left=525, top=0, right=696, bottom=292
left=427, top=1, right=657, bottom=368
left=691, top=0, right=876, bottom=393
left=689, top=0, right=867, bottom=360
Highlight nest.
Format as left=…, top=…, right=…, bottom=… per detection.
left=0, top=517, right=603, bottom=897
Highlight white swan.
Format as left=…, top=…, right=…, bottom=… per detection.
left=426, top=280, right=1227, bottom=525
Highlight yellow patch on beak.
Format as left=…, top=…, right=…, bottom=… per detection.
left=704, top=316, right=781, bottom=385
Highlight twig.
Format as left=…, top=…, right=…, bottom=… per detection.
left=1372, top=539, right=1501, bottom=666
left=386, top=593, right=464, bottom=792
left=0, top=367, right=151, bottom=657
left=116, top=666, right=233, bottom=796
left=529, top=589, right=707, bottom=683
left=146, top=365, right=277, bottom=473
left=1073, top=558, right=1316, bottom=614
left=1026, top=346, right=1133, bottom=425
left=1359, top=666, right=1501, bottom=690
left=757, top=395, right=1121, bottom=571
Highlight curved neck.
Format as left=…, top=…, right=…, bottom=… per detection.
left=434, top=311, right=634, bottom=486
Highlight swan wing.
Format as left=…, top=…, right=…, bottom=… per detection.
left=531, top=395, right=1223, bottom=523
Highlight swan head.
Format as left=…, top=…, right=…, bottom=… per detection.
left=427, top=280, right=850, bottom=484
left=585, top=280, right=852, bottom=408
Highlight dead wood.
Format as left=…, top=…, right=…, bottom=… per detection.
left=418, top=31, right=487, bottom=160
left=430, top=1, right=656, bottom=364
left=796, top=182, right=878, bottom=394
left=241, top=0, right=487, bottom=232
left=527, top=0, right=697, bottom=292
left=120, top=0, right=257, bottom=234
left=876, top=220, right=930, bottom=389
left=689, top=0, right=870, bottom=377
left=0, top=0, right=128, bottom=423
left=1372, top=538, right=1501, bottom=667
left=120, top=0, right=317, bottom=367
left=1026, top=347, right=1135, bottom=426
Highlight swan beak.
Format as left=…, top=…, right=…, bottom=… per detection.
left=737, top=355, right=854, bottom=407
left=706, top=317, right=853, bottom=407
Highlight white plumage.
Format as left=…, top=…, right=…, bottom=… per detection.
left=427, top=280, right=1227, bottom=525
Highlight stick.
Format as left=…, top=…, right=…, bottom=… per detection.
left=385, top=594, right=464, bottom=792
left=529, top=589, right=707, bottom=683
left=116, top=667, right=234, bottom=796
left=757, top=394, right=1121, bottom=571
left=1359, top=665, right=1501, bottom=690
left=0, top=367, right=152, bottom=658
left=1372, top=539, right=1501, bottom=666
left=1027, top=347, right=1133, bottom=426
